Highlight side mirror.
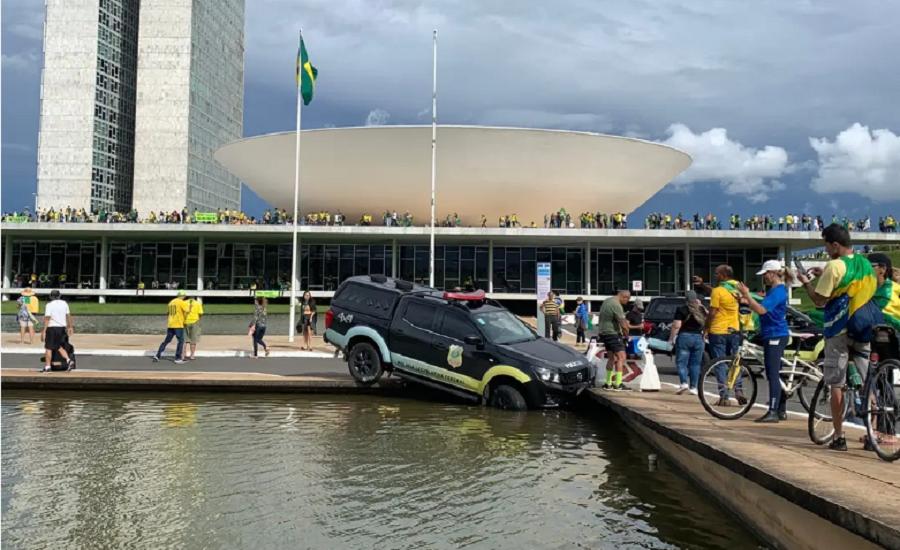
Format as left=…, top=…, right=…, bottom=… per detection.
left=464, top=335, right=484, bottom=349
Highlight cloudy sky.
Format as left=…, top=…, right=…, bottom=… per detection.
left=3, top=0, right=900, bottom=220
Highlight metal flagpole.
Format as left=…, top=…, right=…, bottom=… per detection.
left=429, top=29, right=437, bottom=287
left=288, top=29, right=303, bottom=343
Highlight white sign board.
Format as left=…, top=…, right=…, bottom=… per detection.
left=536, top=262, right=552, bottom=301
left=632, top=280, right=643, bottom=292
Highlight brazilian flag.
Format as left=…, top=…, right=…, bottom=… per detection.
left=296, top=33, right=317, bottom=105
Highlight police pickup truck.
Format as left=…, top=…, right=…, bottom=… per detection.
left=323, top=275, right=593, bottom=410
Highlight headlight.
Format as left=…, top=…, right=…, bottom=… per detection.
left=534, top=366, right=560, bottom=383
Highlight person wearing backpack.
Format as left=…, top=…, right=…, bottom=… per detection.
left=669, top=291, right=706, bottom=395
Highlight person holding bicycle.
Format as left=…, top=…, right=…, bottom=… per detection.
left=697, top=265, right=747, bottom=406
left=797, top=224, right=882, bottom=451
left=738, top=260, right=792, bottom=423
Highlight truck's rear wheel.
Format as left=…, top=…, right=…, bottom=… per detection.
left=347, top=342, right=383, bottom=385
left=489, top=384, right=528, bottom=411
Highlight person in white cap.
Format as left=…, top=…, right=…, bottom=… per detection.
left=738, top=259, right=792, bottom=423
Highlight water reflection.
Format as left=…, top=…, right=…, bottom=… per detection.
left=1, top=391, right=763, bottom=549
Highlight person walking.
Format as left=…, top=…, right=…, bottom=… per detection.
left=597, top=289, right=636, bottom=390
left=41, top=290, right=74, bottom=372
left=540, top=291, right=561, bottom=341
left=669, top=291, right=706, bottom=395
left=739, top=260, right=792, bottom=422
left=16, top=295, right=36, bottom=344
left=153, top=290, right=191, bottom=364
left=183, top=295, right=204, bottom=360
left=574, top=297, right=589, bottom=345
left=797, top=224, right=882, bottom=451
left=300, top=291, right=316, bottom=351
left=250, top=296, right=270, bottom=358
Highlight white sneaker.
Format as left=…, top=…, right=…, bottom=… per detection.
left=174, top=359, right=185, bottom=365
left=676, top=383, right=689, bottom=395
left=689, top=388, right=698, bottom=395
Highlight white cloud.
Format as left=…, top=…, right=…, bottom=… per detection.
left=809, top=123, right=900, bottom=201
left=479, top=109, right=613, bottom=132
left=660, top=123, right=791, bottom=202
left=365, top=108, right=391, bottom=126
left=1, top=52, right=40, bottom=73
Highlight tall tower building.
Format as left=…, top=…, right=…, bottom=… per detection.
left=36, top=0, right=244, bottom=214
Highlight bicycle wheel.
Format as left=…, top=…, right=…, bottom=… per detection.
left=795, top=361, right=823, bottom=414
left=865, top=360, right=900, bottom=462
left=699, top=356, right=758, bottom=420
left=807, top=378, right=850, bottom=445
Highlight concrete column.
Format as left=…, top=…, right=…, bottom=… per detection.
left=98, top=236, right=108, bottom=304
left=584, top=243, right=591, bottom=297
left=684, top=243, right=692, bottom=293
left=197, top=236, right=205, bottom=291
left=391, top=239, right=398, bottom=278
left=488, top=240, right=494, bottom=293
left=2, top=234, right=13, bottom=301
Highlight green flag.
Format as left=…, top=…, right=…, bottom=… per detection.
left=296, top=33, right=317, bottom=106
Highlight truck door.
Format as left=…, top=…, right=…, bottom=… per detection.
left=432, top=309, right=494, bottom=384
left=391, top=299, right=438, bottom=363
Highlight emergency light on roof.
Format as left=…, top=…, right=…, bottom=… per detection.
left=443, top=289, right=486, bottom=301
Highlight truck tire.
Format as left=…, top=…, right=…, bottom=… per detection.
left=489, top=384, right=528, bottom=411
left=347, top=341, right=383, bottom=385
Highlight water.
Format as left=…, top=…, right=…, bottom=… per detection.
left=2, top=314, right=321, bottom=335
left=1, top=391, right=763, bottom=549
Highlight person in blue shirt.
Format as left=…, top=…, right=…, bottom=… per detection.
left=574, top=297, right=590, bottom=344
left=739, top=260, right=791, bottom=423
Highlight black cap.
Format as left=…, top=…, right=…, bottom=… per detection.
left=868, top=253, right=893, bottom=275
left=49, top=289, right=61, bottom=299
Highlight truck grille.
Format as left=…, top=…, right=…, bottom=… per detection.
left=559, top=367, right=589, bottom=385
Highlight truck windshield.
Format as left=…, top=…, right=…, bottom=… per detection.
left=473, top=310, right=536, bottom=345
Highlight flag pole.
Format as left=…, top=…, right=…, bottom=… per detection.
left=288, top=29, right=303, bottom=343
left=429, top=29, right=437, bottom=288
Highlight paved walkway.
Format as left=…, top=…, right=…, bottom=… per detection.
left=1, top=332, right=336, bottom=358
left=589, top=386, right=899, bottom=548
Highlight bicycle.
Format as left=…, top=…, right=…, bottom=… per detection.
left=808, top=325, right=899, bottom=462
left=698, top=332, right=824, bottom=420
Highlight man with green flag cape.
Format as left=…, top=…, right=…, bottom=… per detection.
left=869, top=253, right=900, bottom=332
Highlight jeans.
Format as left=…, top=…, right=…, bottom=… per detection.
left=763, top=335, right=789, bottom=413
left=709, top=332, right=741, bottom=398
left=157, top=328, right=185, bottom=360
left=575, top=321, right=586, bottom=344
left=675, top=332, right=704, bottom=388
left=253, top=325, right=267, bottom=356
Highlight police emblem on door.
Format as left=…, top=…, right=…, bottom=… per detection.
left=447, top=345, right=463, bottom=368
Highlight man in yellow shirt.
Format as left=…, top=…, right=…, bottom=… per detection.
left=700, top=265, right=745, bottom=405
left=153, top=290, right=191, bottom=364
left=183, top=296, right=204, bottom=360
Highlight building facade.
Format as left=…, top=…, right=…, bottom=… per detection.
left=37, top=0, right=244, bottom=215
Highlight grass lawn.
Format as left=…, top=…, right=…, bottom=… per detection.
left=1, top=301, right=329, bottom=315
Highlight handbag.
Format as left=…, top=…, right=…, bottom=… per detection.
left=248, top=323, right=255, bottom=337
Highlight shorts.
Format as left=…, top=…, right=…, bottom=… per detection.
left=18, top=319, right=33, bottom=328
left=44, top=327, right=67, bottom=351
left=823, top=332, right=869, bottom=387
left=598, top=332, right=626, bottom=354
left=185, top=323, right=201, bottom=344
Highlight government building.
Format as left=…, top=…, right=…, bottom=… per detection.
left=6, top=126, right=898, bottom=304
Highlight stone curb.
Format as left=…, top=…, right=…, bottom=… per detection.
left=0, top=347, right=335, bottom=359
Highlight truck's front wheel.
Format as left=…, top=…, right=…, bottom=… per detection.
left=347, top=342, right=383, bottom=385
left=489, top=384, right=528, bottom=411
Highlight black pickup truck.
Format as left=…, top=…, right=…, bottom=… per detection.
left=323, top=275, right=593, bottom=410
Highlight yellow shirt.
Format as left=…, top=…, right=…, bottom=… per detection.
left=814, top=257, right=848, bottom=299
left=167, top=298, right=191, bottom=328
left=184, top=299, right=204, bottom=325
left=24, top=295, right=40, bottom=315
left=709, top=284, right=740, bottom=335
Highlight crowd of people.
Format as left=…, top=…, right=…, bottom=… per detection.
left=3, top=205, right=898, bottom=232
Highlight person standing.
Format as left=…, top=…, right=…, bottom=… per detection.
left=41, top=290, right=74, bottom=372
left=183, top=295, right=204, bottom=360
left=250, top=296, right=270, bottom=357
left=626, top=300, right=644, bottom=336
left=669, top=291, right=706, bottom=395
left=797, top=224, right=882, bottom=451
left=16, top=295, right=36, bottom=344
left=699, top=265, right=746, bottom=406
left=540, top=291, right=561, bottom=341
left=869, top=253, right=900, bottom=331
left=739, top=260, right=791, bottom=422
left=153, top=290, right=190, bottom=364
left=597, top=289, right=636, bottom=390
left=300, top=291, right=316, bottom=351
left=574, top=297, right=589, bottom=345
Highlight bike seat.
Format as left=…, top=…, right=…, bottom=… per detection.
left=790, top=332, right=815, bottom=340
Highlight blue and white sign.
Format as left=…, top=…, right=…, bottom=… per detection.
left=536, top=262, right=552, bottom=302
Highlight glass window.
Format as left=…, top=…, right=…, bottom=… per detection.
left=403, top=301, right=437, bottom=330
left=439, top=311, right=478, bottom=341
